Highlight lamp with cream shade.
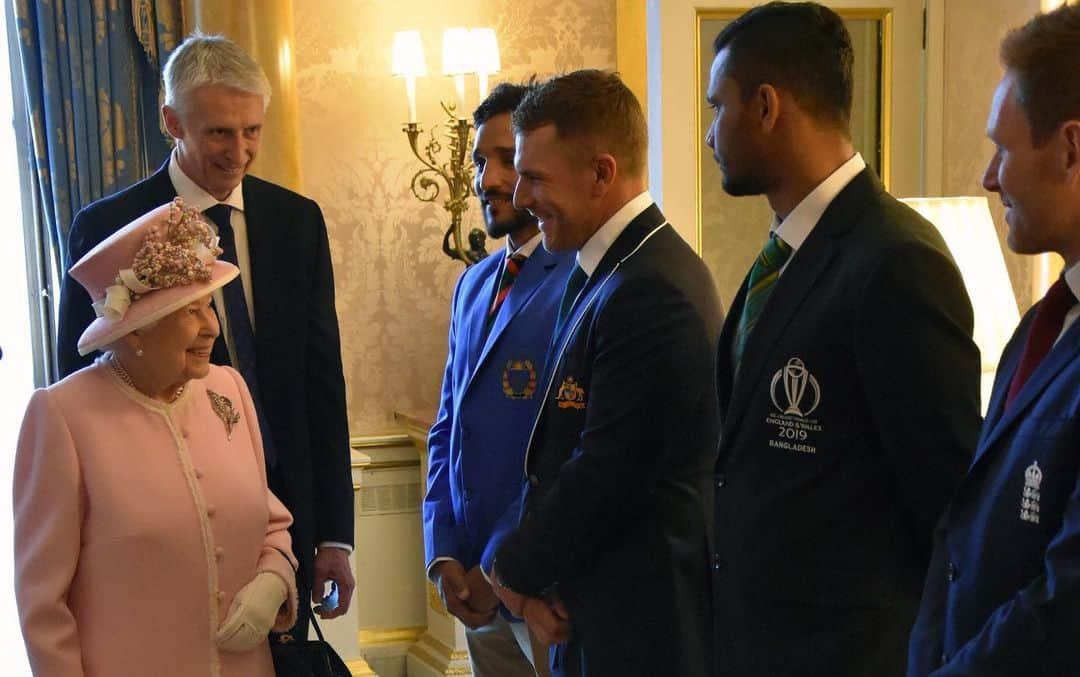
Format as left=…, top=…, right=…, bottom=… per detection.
left=391, top=30, right=427, bottom=123
left=900, top=196, right=1021, bottom=411
left=441, top=27, right=473, bottom=114
left=470, top=28, right=501, bottom=100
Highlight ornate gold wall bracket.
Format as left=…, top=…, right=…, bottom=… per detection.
left=402, top=104, right=488, bottom=265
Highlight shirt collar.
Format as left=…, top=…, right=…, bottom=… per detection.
left=168, top=150, right=245, bottom=213
left=577, top=191, right=654, bottom=277
left=505, top=230, right=543, bottom=259
left=1064, top=260, right=1080, bottom=304
left=771, top=153, right=865, bottom=250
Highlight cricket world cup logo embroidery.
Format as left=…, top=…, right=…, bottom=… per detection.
left=770, top=357, right=821, bottom=417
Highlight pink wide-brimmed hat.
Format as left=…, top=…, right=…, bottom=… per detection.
left=70, top=197, right=239, bottom=356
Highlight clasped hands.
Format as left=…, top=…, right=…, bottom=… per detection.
left=432, top=560, right=571, bottom=645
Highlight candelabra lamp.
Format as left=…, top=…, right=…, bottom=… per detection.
left=401, top=106, right=487, bottom=264
left=393, top=27, right=501, bottom=265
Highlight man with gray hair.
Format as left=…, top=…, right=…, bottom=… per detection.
left=56, top=31, right=355, bottom=638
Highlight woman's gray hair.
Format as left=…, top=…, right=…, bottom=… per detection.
left=163, top=30, right=272, bottom=113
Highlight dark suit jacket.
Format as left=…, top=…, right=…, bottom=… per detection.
left=907, top=294, right=1080, bottom=676
left=57, top=162, right=353, bottom=587
left=713, top=169, right=982, bottom=677
left=495, top=204, right=723, bottom=677
left=424, top=242, right=573, bottom=573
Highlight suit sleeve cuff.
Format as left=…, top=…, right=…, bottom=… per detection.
left=318, top=541, right=353, bottom=554
left=426, top=556, right=460, bottom=581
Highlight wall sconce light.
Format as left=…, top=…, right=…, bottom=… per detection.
left=901, top=196, right=1021, bottom=411
left=392, top=27, right=502, bottom=265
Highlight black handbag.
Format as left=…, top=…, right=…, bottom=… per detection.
left=270, top=613, right=351, bottom=677
left=267, top=546, right=352, bottom=677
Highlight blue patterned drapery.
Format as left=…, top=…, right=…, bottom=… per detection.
left=13, top=0, right=182, bottom=274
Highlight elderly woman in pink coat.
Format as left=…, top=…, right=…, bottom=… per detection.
left=14, top=198, right=298, bottom=677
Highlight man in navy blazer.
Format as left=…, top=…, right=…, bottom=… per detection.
left=491, top=70, right=723, bottom=677
left=705, top=5, right=981, bottom=676
left=907, top=6, right=1080, bottom=674
left=55, top=33, right=354, bottom=634
left=424, top=82, right=571, bottom=677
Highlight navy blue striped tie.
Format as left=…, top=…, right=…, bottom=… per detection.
left=204, top=204, right=277, bottom=468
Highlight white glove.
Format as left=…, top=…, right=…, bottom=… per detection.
left=215, top=572, right=288, bottom=652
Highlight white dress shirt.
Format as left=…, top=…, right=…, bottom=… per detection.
left=772, top=153, right=866, bottom=276
left=577, top=190, right=656, bottom=276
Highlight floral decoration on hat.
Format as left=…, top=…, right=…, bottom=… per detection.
left=93, top=198, right=222, bottom=322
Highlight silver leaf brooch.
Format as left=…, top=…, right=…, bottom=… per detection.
left=207, top=389, right=241, bottom=440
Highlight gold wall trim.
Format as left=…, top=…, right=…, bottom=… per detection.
left=358, top=625, right=426, bottom=646
left=694, top=6, right=894, bottom=253
left=427, top=579, right=449, bottom=617
left=345, top=658, right=378, bottom=676
left=415, top=632, right=471, bottom=663
left=350, top=433, right=412, bottom=450
left=616, top=0, right=648, bottom=118
left=358, top=460, right=421, bottom=471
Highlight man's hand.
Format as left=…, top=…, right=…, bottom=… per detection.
left=433, top=560, right=496, bottom=629
left=522, top=596, right=571, bottom=645
left=312, top=546, right=355, bottom=619
left=464, top=565, right=498, bottom=614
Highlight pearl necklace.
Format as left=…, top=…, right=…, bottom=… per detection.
left=109, top=354, right=185, bottom=403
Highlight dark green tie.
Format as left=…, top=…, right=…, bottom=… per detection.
left=733, top=234, right=792, bottom=366
left=555, top=264, right=588, bottom=336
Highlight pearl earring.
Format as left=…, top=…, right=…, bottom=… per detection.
left=136, top=349, right=144, bottom=357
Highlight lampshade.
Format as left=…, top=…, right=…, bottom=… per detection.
left=391, top=31, right=427, bottom=77
left=442, top=27, right=473, bottom=75
left=470, top=28, right=501, bottom=74
left=901, top=196, right=1020, bottom=410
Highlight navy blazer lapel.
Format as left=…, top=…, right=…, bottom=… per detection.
left=975, top=314, right=1080, bottom=462
left=472, top=245, right=560, bottom=376
left=720, top=170, right=878, bottom=442
left=717, top=278, right=748, bottom=418
left=979, top=311, right=1032, bottom=447
left=241, top=178, right=276, bottom=362
left=545, top=203, right=667, bottom=361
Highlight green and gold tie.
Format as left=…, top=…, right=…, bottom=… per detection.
left=732, top=234, right=792, bottom=366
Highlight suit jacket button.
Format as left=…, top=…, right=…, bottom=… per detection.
left=946, top=562, right=957, bottom=582
left=713, top=553, right=723, bottom=571
left=941, top=651, right=949, bottom=664
left=716, top=474, right=726, bottom=489
left=528, top=474, right=540, bottom=487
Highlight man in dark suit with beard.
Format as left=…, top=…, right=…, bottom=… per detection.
left=704, top=3, right=981, bottom=675
left=56, top=32, right=354, bottom=636
left=490, top=69, right=723, bottom=677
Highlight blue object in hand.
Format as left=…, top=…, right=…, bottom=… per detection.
left=314, top=581, right=338, bottom=613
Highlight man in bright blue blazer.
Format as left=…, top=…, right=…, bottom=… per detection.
left=907, top=6, right=1080, bottom=675
left=424, top=82, right=572, bottom=677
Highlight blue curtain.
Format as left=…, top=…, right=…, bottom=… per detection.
left=13, top=0, right=181, bottom=273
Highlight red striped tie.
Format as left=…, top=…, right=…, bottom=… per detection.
left=1005, top=277, right=1077, bottom=408
left=489, top=253, right=527, bottom=318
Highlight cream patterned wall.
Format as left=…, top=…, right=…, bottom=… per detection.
left=942, top=0, right=1040, bottom=312
left=293, top=1, right=616, bottom=434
